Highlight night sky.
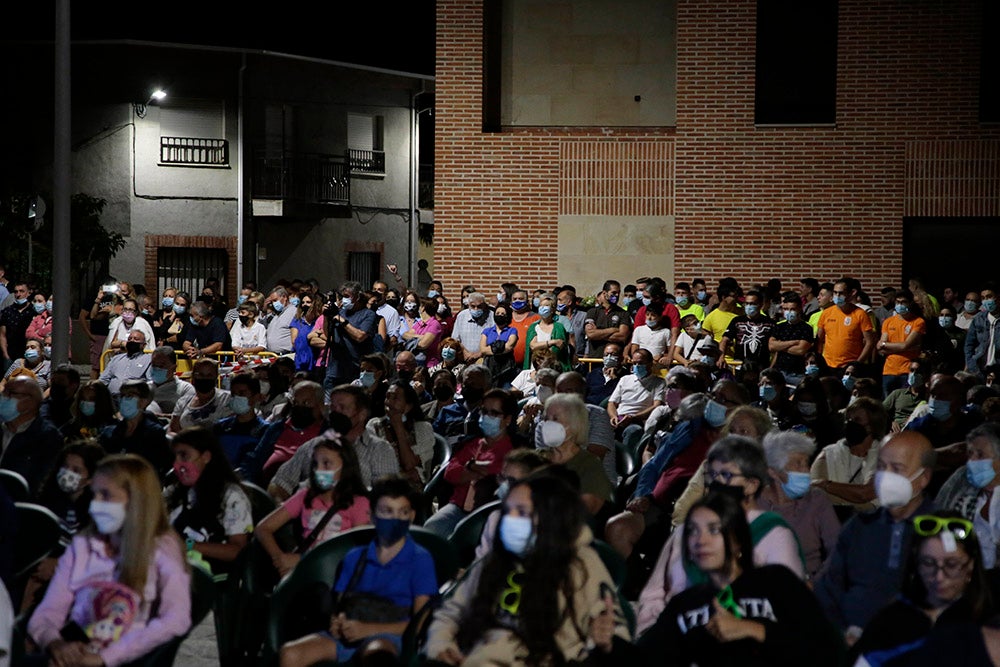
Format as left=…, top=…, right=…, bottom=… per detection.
left=0, top=1, right=436, bottom=76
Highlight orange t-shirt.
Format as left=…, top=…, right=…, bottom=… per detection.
left=881, top=314, right=926, bottom=375
left=819, top=305, right=874, bottom=369
left=511, top=312, right=540, bottom=366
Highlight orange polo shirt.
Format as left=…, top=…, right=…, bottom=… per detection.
left=882, top=314, right=926, bottom=375
left=819, top=305, right=874, bottom=369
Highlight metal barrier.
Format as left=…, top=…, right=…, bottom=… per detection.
left=98, top=348, right=280, bottom=381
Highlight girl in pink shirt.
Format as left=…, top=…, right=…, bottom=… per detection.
left=28, top=454, right=191, bottom=667
left=255, top=433, right=371, bottom=576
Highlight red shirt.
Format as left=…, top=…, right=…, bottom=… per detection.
left=634, top=302, right=681, bottom=330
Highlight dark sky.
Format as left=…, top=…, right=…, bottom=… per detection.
left=1, top=1, right=436, bottom=76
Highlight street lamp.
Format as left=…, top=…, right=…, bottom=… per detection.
left=133, top=88, right=167, bottom=118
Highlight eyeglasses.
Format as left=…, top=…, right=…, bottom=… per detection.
left=481, top=408, right=505, bottom=418
left=704, top=470, right=745, bottom=485
left=917, top=556, right=971, bottom=579
left=913, top=515, right=973, bottom=540
left=712, top=394, right=740, bottom=407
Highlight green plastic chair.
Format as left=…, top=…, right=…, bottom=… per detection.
left=263, top=526, right=458, bottom=663
left=13, top=502, right=61, bottom=577
left=0, top=469, right=29, bottom=502
left=448, top=500, right=500, bottom=568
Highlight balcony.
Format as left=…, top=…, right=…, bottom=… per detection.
left=348, top=148, right=385, bottom=177
left=160, top=137, right=229, bottom=166
left=251, top=150, right=351, bottom=217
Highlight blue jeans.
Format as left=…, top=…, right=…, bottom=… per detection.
left=422, top=502, right=468, bottom=538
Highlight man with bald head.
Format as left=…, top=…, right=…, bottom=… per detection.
left=814, top=430, right=937, bottom=643
left=0, top=375, right=64, bottom=488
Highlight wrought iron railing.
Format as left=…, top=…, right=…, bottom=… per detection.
left=252, top=150, right=350, bottom=204
left=348, top=148, right=386, bottom=175
left=160, top=137, right=229, bottom=166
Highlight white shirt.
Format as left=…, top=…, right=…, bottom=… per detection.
left=230, top=320, right=268, bottom=350
left=609, top=373, right=665, bottom=416
left=974, top=489, right=1000, bottom=569
left=630, top=325, right=672, bottom=358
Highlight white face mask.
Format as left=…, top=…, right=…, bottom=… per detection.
left=89, top=499, right=127, bottom=534
left=875, top=468, right=924, bottom=509
left=57, top=467, right=83, bottom=493
left=539, top=420, right=567, bottom=448
left=535, top=386, right=553, bottom=404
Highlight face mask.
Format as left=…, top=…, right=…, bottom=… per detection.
left=173, top=460, right=204, bottom=487
left=535, top=386, right=553, bottom=404
left=230, top=395, right=252, bottom=415
left=44, top=345, right=52, bottom=357
left=939, top=316, right=954, bottom=329
left=759, top=384, right=777, bottom=402
left=423, top=289, right=439, bottom=300
left=556, top=302, right=569, bottom=314
left=397, top=369, right=414, bottom=383
left=441, top=347, right=457, bottom=362
left=707, top=480, right=745, bottom=503
left=843, top=421, right=869, bottom=446
left=272, top=300, right=285, bottom=313
left=539, top=420, right=566, bottom=448
left=646, top=318, right=660, bottom=329
left=499, top=514, right=535, bottom=556
left=966, top=458, right=997, bottom=489
left=605, top=293, right=619, bottom=306
left=832, top=295, right=847, bottom=307
left=0, top=399, right=21, bottom=423
left=985, top=299, right=997, bottom=314
left=404, top=301, right=419, bottom=313
left=461, top=297, right=469, bottom=307
left=805, top=364, right=820, bottom=376
left=79, top=400, right=96, bottom=418
left=784, top=310, right=798, bottom=323
left=238, top=315, right=251, bottom=327
left=928, top=397, right=951, bottom=421
left=908, top=372, right=923, bottom=388
left=495, top=480, right=511, bottom=500
left=479, top=414, right=503, bottom=438
left=151, top=367, right=169, bottom=384
left=125, top=341, right=142, bottom=356
left=173, top=304, right=186, bottom=315
left=744, top=304, right=760, bottom=317
left=162, top=296, right=175, bottom=309
left=359, top=371, right=376, bottom=388
left=193, top=378, right=215, bottom=394
left=14, top=298, right=27, bottom=306
left=781, top=471, right=812, bottom=500
left=538, top=305, right=553, bottom=318
left=24, top=348, right=40, bottom=362
left=433, top=385, right=454, bottom=402
left=469, top=308, right=484, bottom=320
left=700, top=355, right=714, bottom=365
left=798, top=401, right=818, bottom=417
left=494, top=315, right=511, bottom=328
left=875, top=468, right=924, bottom=508
left=259, top=380, right=271, bottom=396
left=842, top=375, right=856, bottom=391
left=237, top=295, right=248, bottom=306
left=676, top=296, right=690, bottom=307
left=33, top=302, right=46, bottom=314
left=57, top=467, right=83, bottom=493
left=122, top=312, right=136, bottom=324
left=511, top=299, right=527, bottom=311
left=894, top=304, right=909, bottom=316
left=340, top=297, right=355, bottom=311
left=119, top=396, right=141, bottom=420
left=313, top=468, right=339, bottom=491
left=632, top=364, right=649, bottom=379
left=437, top=303, right=449, bottom=316
left=89, top=500, right=127, bottom=535
left=290, top=406, right=316, bottom=429
left=965, top=300, right=979, bottom=314
left=704, top=399, right=727, bottom=427
left=462, top=385, right=484, bottom=405
left=621, top=296, right=633, bottom=308
left=697, top=290, right=707, bottom=301
left=374, top=516, right=411, bottom=543
left=641, top=297, right=651, bottom=307
left=496, top=292, right=506, bottom=303
left=603, top=355, right=619, bottom=368
left=534, top=297, right=544, bottom=309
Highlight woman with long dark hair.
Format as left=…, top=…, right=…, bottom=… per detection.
left=366, top=379, right=435, bottom=484
left=426, top=472, right=629, bottom=666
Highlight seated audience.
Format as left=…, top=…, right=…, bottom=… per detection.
left=0, top=374, right=64, bottom=488
left=169, top=358, right=232, bottom=434
left=99, top=379, right=171, bottom=478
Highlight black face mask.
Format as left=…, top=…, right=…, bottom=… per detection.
left=239, top=315, right=251, bottom=327
left=397, top=370, right=414, bottom=383
left=50, top=385, right=69, bottom=402
left=290, top=405, right=316, bottom=429
left=386, top=298, right=400, bottom=308
left=193, top=378, right=216, bottom=394
left=707, top=481, right=745, bottom=503
left=494, top=316, right=511, bottom=328
left=125, top=341, right=142, bottom=356
left=433, top=385, right=454, bottom=402
left=843, top=421, right=869, bottom=446
left=462, top=386, right=484, bottom=405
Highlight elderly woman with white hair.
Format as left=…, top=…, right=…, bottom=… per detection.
left=539, top=393, right=614, bottom=517
left=759, top=430, right=841, bottom=578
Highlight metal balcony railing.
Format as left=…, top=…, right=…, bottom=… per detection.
left=160, top=137, right=229, bottom=166
left=252, top=150, right=350, bottom=204
left=348, top=148, right=386, bottom=176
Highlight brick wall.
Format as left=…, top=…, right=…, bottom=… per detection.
left=435, top=0, right=1000, bottom=300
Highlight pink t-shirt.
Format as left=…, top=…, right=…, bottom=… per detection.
left=411, top=316, right=444, bottom=367
left=281, top=488, right=371, bottom=549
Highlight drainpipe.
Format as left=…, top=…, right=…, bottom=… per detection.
left=237, top=52, right=247, bottom=288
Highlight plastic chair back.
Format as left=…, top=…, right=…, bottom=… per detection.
left=240, top=481, right=277, bottom=524
left=13, top=502, right=61, bottom=576
left=448, top=499, right=500, bottom=568
left=0, top=469, right=29, bottom=502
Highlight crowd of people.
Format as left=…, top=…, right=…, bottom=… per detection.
left=4, top=265, right=1000, bottom=666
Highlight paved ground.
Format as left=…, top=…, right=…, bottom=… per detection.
left=176, top=612, right=220, bottom=666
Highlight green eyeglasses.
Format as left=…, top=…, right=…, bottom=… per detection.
left=716, top=585, right=743, bottom=618
left=912, top=515, right=973, bottom=540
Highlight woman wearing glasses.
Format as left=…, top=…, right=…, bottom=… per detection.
left=851, top=512, right=992, bottom=666
left=608, top=490, right=842, bottom=666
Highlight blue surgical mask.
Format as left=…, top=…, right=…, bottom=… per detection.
left=374, top=517, right=411, bottom=543
left=151, top=367, right=169, bottom=384
left=632, top=364, right=648, bottom=379
left=230, top=395, right=252, bottom=415
left=118, top=396, right=140, bottom=420
left=538, top=305, right=553, bottom=318
left=46, top=300, right=53, bottom=312
left=894, top=303, right=909, bottom=315
left=33, top=302, right=46, bottom=314
left=784, top=308, right=799, bottom=322
left=441, top=347, right=457, bottom=362
left=759, top=384, right=777, bottom=402
left=495, top=480, right=511, bottom=500
left=14, top=298, right=27, bottom=306
left=427, top=290, right=440, bottom=299
left=704, top=399, right=727, bottom=427
left=272, top=300, right=285, bottom=313
left=359, top=371, right=376, bottom=388
left=603, top=355, right=619, bottom=368
left=805, top=364, right=820, bottom=376
left=832, top=295, right=847, bottom=307
left=676, top=296, right=690, bottom=307
left=24, top=348, right=40, bottom=362
left=479, top=414, right=503, bottom=438
left=469, top=308, right=483, bottom=320
left=173, top=304, right=186, bottom=315
left=533, top=297, right=541, bottom=309
left=499, top=514, right=535, bottom=556
left=621, top=296, right=633, bottom=308
left=289, top=297, right=301, bottom=308
left=744, top=304, right=760, bottom=317
left=842, top=375, right=856, bottom=391
left=781, top=471, right=812, bottom=500
left=984, top=299, right=997, bottom=314
left=642, top=297, right=652, bottom=307
left=511, top=300, right=527, bottom=311
left=908, top=372, right=923, bottom=388
left=697, top=290, right=707, bottom=301
left=79, top=401, right=96, bottom=417
left=162, top=296, right=175, bottom=309
left=928, top=397, right=951, bottom=421
left=965, top=300, right=979, bottom=314
left=939, top=316, right=954, bottom=329
left=966, top=458, right=997, bottom=489
left=556, top=302, right=568, bottom=313
left=339, top=297, right=353, bottom=310
left=237, top=295, right=248, bottom=306
left=0, top=397, right=20, bottom=422
left=313, top=469, right=338, bottom=491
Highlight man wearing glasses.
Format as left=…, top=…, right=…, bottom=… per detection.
left=0, top=375, right=64, bottom=488
left=814, top=430, right=936, bottom=645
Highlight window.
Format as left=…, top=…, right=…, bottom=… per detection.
left=347, top=251, right=381, bottom=287
left=157, top=247, right=228, bottom=297
left=348, top=113, right=385, bottom=175
left=755, top=0, right=838, bottom=125
left=159, top=100, right=229, bottom=166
